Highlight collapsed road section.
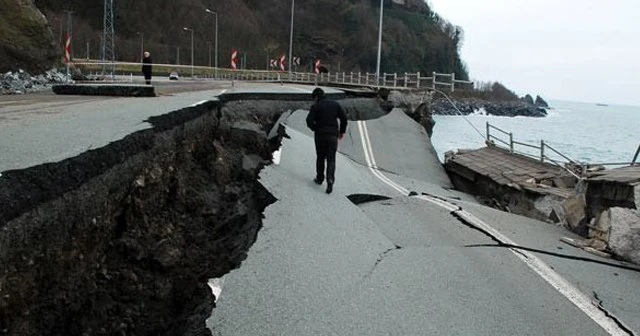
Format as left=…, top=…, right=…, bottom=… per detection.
left=0, top=92, right=389, bottom=336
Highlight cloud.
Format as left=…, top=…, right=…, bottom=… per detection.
left=428, top=0, right=640, bottom=105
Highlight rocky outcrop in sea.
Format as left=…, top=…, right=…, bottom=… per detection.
left=1, top=69, right=70, bottom=94
left=431, top=97, right=548, bottom=117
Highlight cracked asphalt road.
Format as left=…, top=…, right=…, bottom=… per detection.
left=2, top=83, right=637, bottom=335
left=208, top=106, right=640, bottom=335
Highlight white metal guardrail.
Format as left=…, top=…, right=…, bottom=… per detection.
left=70, top=61, right=473, bottom=91
left=486, top=122, right=639, bottom=178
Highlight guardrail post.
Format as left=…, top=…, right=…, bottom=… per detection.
left=451, top=73, right=456, bottom=92
left=632, top=143, right=640, bottom=166
left=393, top=73, right=398, bottom=87
left=509, top=133, right=514, bottom=153
left=404, top=73, right=408, bottom=88
left=432, top=71, right=436, bottom=90
left=486, top=122, right=490, bottom=142
left=540, top=140, right=545, bottom=163
left=416, top=72, right=420, bottom=88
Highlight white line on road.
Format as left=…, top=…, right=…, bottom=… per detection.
left=284, top=86, right=312, bottom=93
left=357, top=121, right=408, bottom=195
left=356, top=119, right=632, bottom=336
left=190, top=100, right=209, bottom=107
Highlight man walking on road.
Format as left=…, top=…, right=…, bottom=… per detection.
left=141, top=51, right=153, bottom=85
left=306, top=88, right=348, bottom=194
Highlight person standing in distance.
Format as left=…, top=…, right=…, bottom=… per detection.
left=306, top=88, right=348, bottom=194
left=141, top=51, right=152, bottom=85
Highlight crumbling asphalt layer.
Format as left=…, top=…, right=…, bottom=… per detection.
left=0, top=94, right=390, bottom=335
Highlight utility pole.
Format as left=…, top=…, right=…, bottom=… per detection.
left=205, top=9, right=219, bottom=78
left=375, top=0, right=384, bottom=86
left=183, top=27, right=194, bottom=78
left=64, top=10, right=73, bottom=56
left=288, top=0, right=294, bottom=77
left=63, top=10, right=73, bottom=77
left=208, top=41, right=212, bottom=68
left=137, top=32, right=144, bottom=61
left=57, top=16, right=63, bottom=47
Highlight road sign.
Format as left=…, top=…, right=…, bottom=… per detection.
left=279, top=54, right=286, bottom=72
left=64, top=34, right=72, bottom=63
left=231, top=50, right=239, bottom=70
left=269, top=59, right=277, bottom=68
left=314, top=59, right=321, bottom=74
left=293, top=57, right=300, bottom=66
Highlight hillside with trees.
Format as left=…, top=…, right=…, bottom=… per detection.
left=33, top=0, right=468, bottom=78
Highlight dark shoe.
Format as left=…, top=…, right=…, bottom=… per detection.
left=313, top=177, right=323, bottom=185
left=326, top=183, right=333, bottom=194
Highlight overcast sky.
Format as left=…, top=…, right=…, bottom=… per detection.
left=426, top=0, right=640, bottom=106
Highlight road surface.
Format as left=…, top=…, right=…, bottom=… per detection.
left=207, top=98, right=640, bottom=335
left=1, top=83, right=638, bottom=335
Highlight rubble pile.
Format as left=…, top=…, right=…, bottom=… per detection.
left=0, top=68, right=70, bottom=95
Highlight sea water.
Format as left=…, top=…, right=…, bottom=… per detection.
left=431, top=100, right=640, bottom=165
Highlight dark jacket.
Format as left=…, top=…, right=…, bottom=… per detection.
left=142, top=56, right=152, bottom=78
left=306, top=98, right=348, bottom=135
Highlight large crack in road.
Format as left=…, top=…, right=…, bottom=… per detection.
left=0, top=93, right=391, bottom=335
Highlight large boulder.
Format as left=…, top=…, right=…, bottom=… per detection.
left=0, top=0, right=59, bottom=73
left=606, top=207, right=640, bottom=264
left=430, top=97, right=548, bottom=117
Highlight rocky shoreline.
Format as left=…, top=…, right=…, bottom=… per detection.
left=431, top=97, right=549, bottom=117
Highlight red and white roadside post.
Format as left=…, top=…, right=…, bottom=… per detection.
left=230, top=50, right=239, bottom=70
left=64, top=34, right=72, bottom=81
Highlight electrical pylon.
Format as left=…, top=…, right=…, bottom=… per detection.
left=101, top=0, right=115, bottom=78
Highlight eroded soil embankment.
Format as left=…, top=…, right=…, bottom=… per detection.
left=0, top=96, right=389, bottom=336
left=0, top=99, right=285, bottom=335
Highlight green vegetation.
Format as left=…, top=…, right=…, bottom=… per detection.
left=453, top=81, right=521, bottom=101
left=0, top=0, right=58, bottom=72
left=34, top=0, right=468, bottom=80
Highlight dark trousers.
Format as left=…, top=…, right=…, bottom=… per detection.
left=314, top=133, right=338, bottom=184
left=144, top=76, right=151, bottom=85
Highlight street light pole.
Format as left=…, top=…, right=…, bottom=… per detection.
left=183, top=27, right=194, bottom=78
left=137, top=32, right=144, bottom=62
left=205, top=9, right=219, bottom=78
left=288, top=0, right=294, bottom=77
left=375, top=0, right=384, bottom=86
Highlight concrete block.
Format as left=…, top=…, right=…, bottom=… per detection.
left=52, top=84, right=156, bottom=97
